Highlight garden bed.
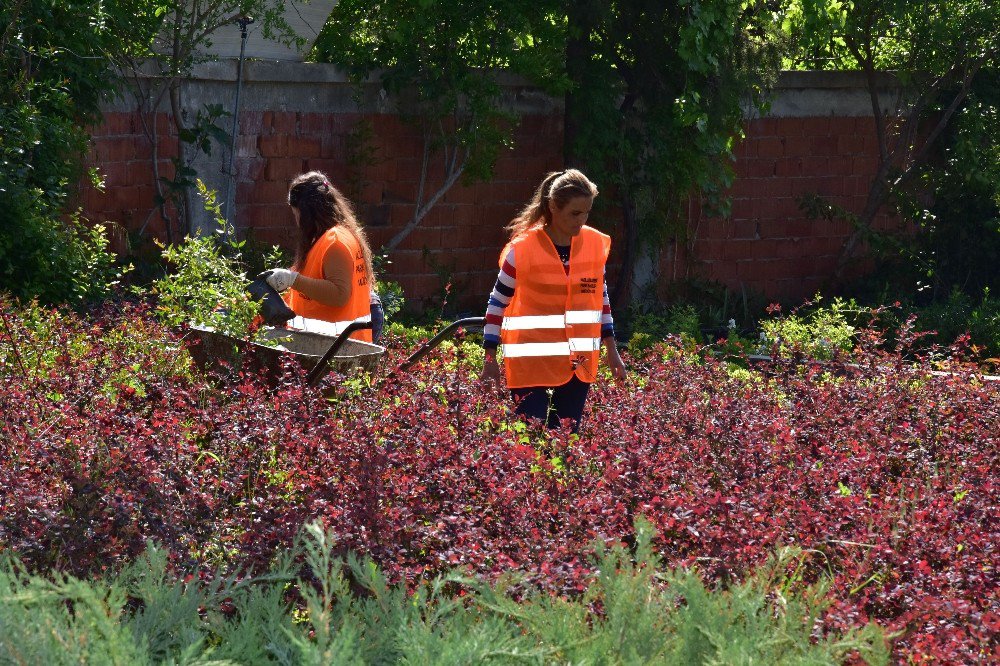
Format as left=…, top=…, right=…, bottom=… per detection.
left=1, top=300, right=997, bottom=663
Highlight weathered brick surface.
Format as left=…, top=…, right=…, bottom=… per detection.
left=83, top=106, right=893, bottom=310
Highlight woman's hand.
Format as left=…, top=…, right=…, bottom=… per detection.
left=603, top=337, right=627, bottom=383
left=260, top=268, right=299, bottom=292
left=481, top=351, right=503, bottom=392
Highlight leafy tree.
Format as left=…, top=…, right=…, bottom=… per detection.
left=315, top=1, right=785, bottom=307
left=109, top=0, right=303, bottom=242
left=312, top=0, right=567, bottom=253
left=0, top=0, right=133, bottom=304
left=563, top=1, right=785, bottom=305
left=786, top=0, right=1000, bottom=281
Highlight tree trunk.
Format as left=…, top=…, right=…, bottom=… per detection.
left=611, top=189, right=639, bottom=310
left=563, top=1, right=601, bottom=167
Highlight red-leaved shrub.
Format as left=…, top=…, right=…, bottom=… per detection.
left=1, top=299, right=997, bottom=663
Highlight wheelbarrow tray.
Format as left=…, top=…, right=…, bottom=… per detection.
left=185, top=324, right=384, bottom=382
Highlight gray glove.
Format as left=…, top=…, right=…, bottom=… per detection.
left=259, top=268, right=299, bottom=292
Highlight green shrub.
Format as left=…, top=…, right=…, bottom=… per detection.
left=626, top=303, right=704, bottom=354
left=760, top=296, right=866, bottom=360
left=0, top=1, right=137, bottom=306
left=0, top=520, right=888, bottom=664
left=147, top=181, right=280, bottom=341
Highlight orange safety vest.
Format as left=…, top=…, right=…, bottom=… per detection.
left=500, top=225, right=610, bottom=388
left=285, top=226, right=373, bottom=342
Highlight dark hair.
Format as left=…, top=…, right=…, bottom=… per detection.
left=287, top=171, right=373, bottom=285
left=506, top=169, right=599, bottom=241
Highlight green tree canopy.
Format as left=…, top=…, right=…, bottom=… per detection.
left=785, top=0, right=1000, bottom=280
left=316, top=1, right=786, bottom=305
left=313, top=0, right=567, bottom=253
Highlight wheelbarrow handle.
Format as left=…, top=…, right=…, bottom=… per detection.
left=389, top=317, right=486, bottom=378
left=306, top=320, right=374, bottom=387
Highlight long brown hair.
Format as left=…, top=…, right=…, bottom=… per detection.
left=287, top=171, right=374, bottom=286
left=506, top=169, right=599, bottom=241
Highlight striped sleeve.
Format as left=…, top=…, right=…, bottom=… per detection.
left=601, top=272, right=615, bottom=340
left=483, top=247, right=516, bottom=350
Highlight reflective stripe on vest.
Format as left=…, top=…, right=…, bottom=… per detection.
left=502, top=337, right=602, bottom=358
left=289, top=315, right=372, bottom=337
left=284, top=226, right=373, bottom=343
left=501, top=310, right=603, bottom=330
left=499, top=226, right=610, bottom=388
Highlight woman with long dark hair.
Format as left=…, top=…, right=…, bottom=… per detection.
left=261, top=171, right=382, bottom=342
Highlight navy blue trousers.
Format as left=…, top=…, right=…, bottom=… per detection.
left=510, top=375, right=591, bottom=432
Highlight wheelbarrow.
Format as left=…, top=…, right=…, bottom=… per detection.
left=183, top=276, right=485, bottom=387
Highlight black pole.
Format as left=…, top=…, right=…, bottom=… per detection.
left=225, top=15, right=254, bottom=228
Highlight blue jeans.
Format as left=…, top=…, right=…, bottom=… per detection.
left=510, top=375, right=591, bottom=432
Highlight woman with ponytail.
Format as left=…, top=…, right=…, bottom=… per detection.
left=481, top=169, right=626, bottom=431
left=260, top=171, right=383, bottom=343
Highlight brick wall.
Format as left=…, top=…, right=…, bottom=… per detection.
left=676, top=114, right=897, bottom=301
left=83, top=66, right=897, bottom=311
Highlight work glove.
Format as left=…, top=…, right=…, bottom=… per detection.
left=258, top=268, right=299, bottom=292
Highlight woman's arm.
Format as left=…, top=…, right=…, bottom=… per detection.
left=600, top=278, right=627, bottom=382
left=481, top=248, right=516, bottom=388
left=290, top=241, right=355, bottom=307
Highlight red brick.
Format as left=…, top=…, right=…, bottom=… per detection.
left=763, top=178, right=792, bottom=198
left=777, top=117, right=806, bottom=138
left=837, top=134, right=865, bottom=155
left=723, top=239, right=756, bottom=261
left=443, top=184, right=475, bottom=205
left=449, top=204, right=475, bottom=226
left=734, top=137, right=757, bottom=160
left=704, top=260, right=739, bottom=283
left=245, top=226, right=296, bottom=248
left=748, top=117, right=778, bottom=137
left=809, top=135, right=839, bottom=155
left=304, top=161, right=347, bottom=182
left=270, top=112, right=298, bottom=134
left=757, top=137, right=784, bottom=159
left=369, top=160, right=397, bottom=182
left=98, top=137, right=139, bottom=162
left=729, top=198, right=756, bottom=221
left=395, top=158, right=423, bottom=182
left=123, top=160, right=153, bottom=188
left=101, top=113, right=135, bottom=136
left=320, top=135, right=342, bottom=159
left=774, top=158, right=803, bottom=177
left=237, top=158, right=265, bottom=181
left=404, top=223, right=441, bottom=252
left=746, top=159, right=776, bottom=178
left=264, top=158, right=304, bottom=181
left=385, top=251, right=426, bottom=275
left=802, top=117, right=831, bottom=136
left=245, top=204, right=292, bottom=230
left=800, top=156, right=829, bottom=175
left=776, top=198, right=805, bottom=220
left=286, top=136, right=321, bottom=159
left=156, top=138, right=179, bottom=160
left=235, top=135, right=259, bottom=159
left=784, top=137, right=813, bottom=157
left=354, top=181, right=380, bottom=205
left=852, top=156, right=879, bottom=177
left=155, top=114, right=174, bottom=137
left=826, top=156, right=852, bottom=174
left=736, top=259, right=765, bottom=281
left=244, top=179, right=288, bottom=205
left=259, top=135, right=288, bottom=158
left=299, top=114, right=332, bottom=134
left=390, top=204, right=414, bottom=226
left=828, top=116, right=858, bottom=135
